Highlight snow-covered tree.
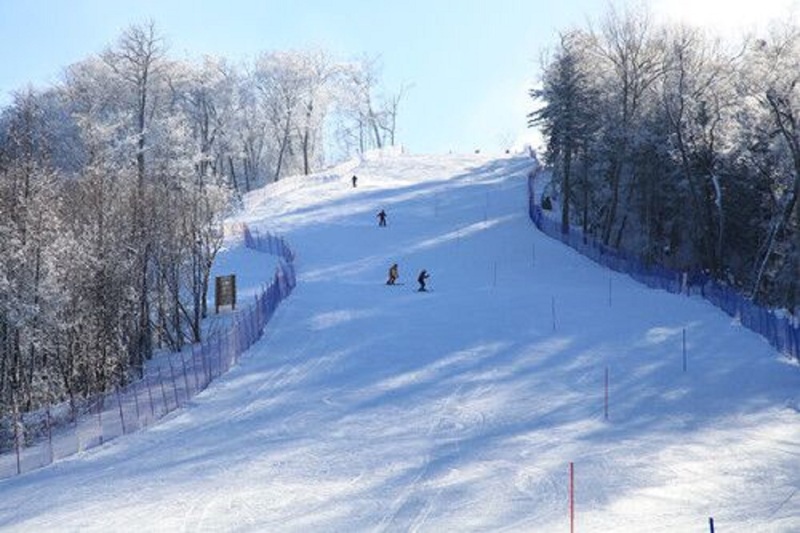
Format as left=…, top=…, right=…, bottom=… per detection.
left=739, top=23, right=800, bottom=306
left=655, top=24, right=738, bottom=272
left=530, top=30, right=600, bottom=235
left=0, top=89, right=64, bottom=410
left=532, top=4, right=800, bottom=312
left=0, top=23, right=402, bottom=415
left=334, top=55, right=406, bottom=156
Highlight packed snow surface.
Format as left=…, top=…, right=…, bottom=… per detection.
left=0, top=152, right=798, bottom=532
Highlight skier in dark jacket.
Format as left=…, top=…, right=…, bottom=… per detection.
left=417, top=269, right=429, bottom=292
left=377, top=209, right=387, bottom=227
left=387, top=263, right=399, bottom=285
left=352, top=175, right=358, bottom=187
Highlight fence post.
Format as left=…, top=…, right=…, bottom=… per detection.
left=191, top=344, right=201, bottom=393
left=96, top=395, right=104, bottom=446
left=248, top=306, right=255, bottom=349
left=256, top=292, right=263, bottom=333
left=240, top=313, right=247, bottom=360
left=209, top=337, right=217, bottom=380
left=146, top=373, right=156, bottom=419
left=230, top=319, right=238, bottom=368
left=13, top=394, right=22, bottom=475
left=201, top=341, right=211, bottom=386
left=168, top=356, right=180, bottom=408
left=116, top=386, right=126, bottom=435
left=157, top=367, right=170, bottom=414
left=180, top=350, right=191, bottom=398
left=216, top=335, right=223, bottom=379
left=46, top=404, right=54, bottom=465
left=229, top=325, right=235, bottom=368
left=224, top=327, right=231, bottom=372
left=249, top=301, right=257, bottom=350
left=132, top=380, right=142, bottom=428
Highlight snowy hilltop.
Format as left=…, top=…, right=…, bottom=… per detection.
left=0, top=151, right=798, bottom=532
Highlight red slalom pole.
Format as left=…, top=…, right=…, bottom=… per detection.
left=570, top=462, right=575, bottom=533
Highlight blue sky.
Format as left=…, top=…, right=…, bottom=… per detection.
left=0, top=0, right=792, bottom=154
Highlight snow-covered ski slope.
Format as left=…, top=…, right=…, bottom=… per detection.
left=1, top=152, right=799, bottom=532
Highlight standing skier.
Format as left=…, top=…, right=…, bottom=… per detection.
left=387, top=263, right=399, bottom=285
left=352, top=175, right=358, bottom=188
left=417, top=269, right=430, bottom=292
left=377, top=209, right=387, bottom=227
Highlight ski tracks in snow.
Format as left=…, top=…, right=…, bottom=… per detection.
left=179, top=479, right=261, bottom=532
left=179, top=329, right=341, bottom=532
left=376, top=383, right=488, bottom=532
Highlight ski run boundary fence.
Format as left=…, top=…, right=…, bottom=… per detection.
left=0, top=225, right=296, bottom=480
left=527, top=171, right=800, bottom=363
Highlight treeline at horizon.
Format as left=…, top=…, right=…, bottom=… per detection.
left=0, top=21, right=403, bottom=417
left=531, top=5, right=800, bottom=314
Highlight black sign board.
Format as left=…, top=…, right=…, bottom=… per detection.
left=215, top=274, right=237, bottom=314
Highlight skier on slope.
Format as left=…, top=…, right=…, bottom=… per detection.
left=387, top=263, right=399, bottom=285
left=377, top=209, right=387, bottom=227
left=352, top=175, right=358, bottom=188
left=417, top=269, right=430, bottom=292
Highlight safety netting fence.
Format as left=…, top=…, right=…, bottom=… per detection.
left=528, top=173, right=800, bottom=363
left=0, top=225, right=296, bottom=479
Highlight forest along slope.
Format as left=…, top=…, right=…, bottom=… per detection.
left=0, top=152, right=798, bottom=532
